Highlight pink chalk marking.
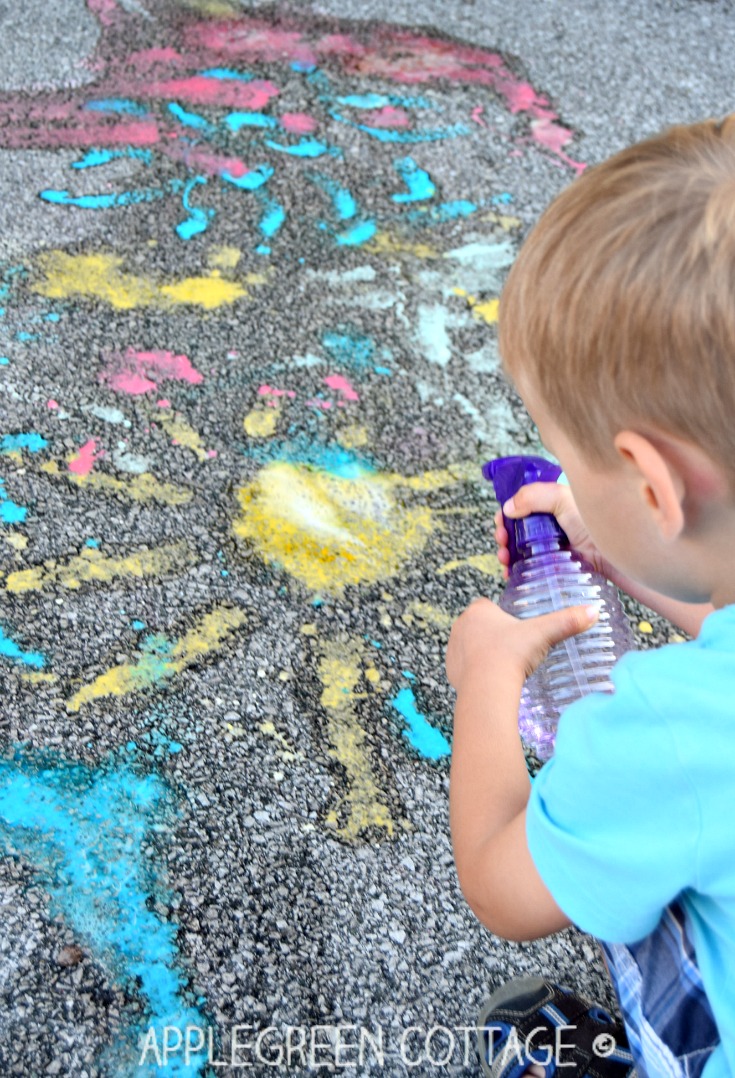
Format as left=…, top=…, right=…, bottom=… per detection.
left=145, top=76, right=279, bottom=110
left=279, top=112, right=317, bottom=134
left=157, top=399, right=171, bottom=408
left=305, top=399, right=332, bottom=409
left=68, top=438, right=104, bottom=477
left=0, top=11, right=582, bottom=172
left=226, top=351, right=240, bottom=359
left=165, top=143, right=253, bottom=179
left=47, top=400, right=59, bottom=410
left=206, top=449, right=218, bottom=459
left=191, top=23, right=318, bottom=68
left=324, top=374, right=359, bottom=402
left=101, top=349, right=204, bottom=395
left=471, top=105, right=487, bottom=127
left=362, top=106, right=410, bottom=129
left=258, top=384, right=296, bottom=398
left=86, top=0, right=118, bottom=26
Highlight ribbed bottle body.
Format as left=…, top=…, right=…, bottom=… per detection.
left=499, top=548, right=635, bottom=761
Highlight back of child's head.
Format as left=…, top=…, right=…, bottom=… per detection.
left=499, top=114, right=735, bottom=484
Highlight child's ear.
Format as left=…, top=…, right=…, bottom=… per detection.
left=613, top=430, right=685, bottom=541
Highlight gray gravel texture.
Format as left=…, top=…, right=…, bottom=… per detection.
left=0, top=0, right=731, bottom=1075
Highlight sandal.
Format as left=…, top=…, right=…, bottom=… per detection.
left=477, top=977, right=636, bottom=1077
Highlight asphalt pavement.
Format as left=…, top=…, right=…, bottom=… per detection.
left=0, top=1, right=732, bottom=1075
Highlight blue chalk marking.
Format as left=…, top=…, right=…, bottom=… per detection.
left=167, top=102, right=214, bottom=133
left=408, top=199, right=478, bottom=226
left=0, top=627, right=45, bottom=669
left=391, top=156, right=436, bottom=203
left=337, top=92, right=434, bottom=109
left=72, top=147, right=153, bottom=169
left=85, top=538, right=100, bottom=548
left=331, top=110, right=470, bottom=143
left=391, top=688, right=451, bottom=760
left=42, top=312, right=61, bottom=322
left=176, top=176, right=215, bottom=240
left=337, top=219, right=377, bottom=246
left=15, top=332, right=39, bottom=342
left=40, top=184, right=174, bottom=210
left=292, top=60, right=317, bottom=73
left=374, top=366, right=392, bottom=376
left=0, top=752, right=210, bottom=1075
left=199, top=67, right=255, bottom=81
left=221, top=164, right=274, bottom=191
left=255, top=244, right=271, bottom=255
left=265, top=138, right=337, bottom=158
left=256, top=191, right=286, bottom=239
left=0, top=358, right=8, bottom=366
left=85, top=99, right=151, bottom=117
left=323, top=330, right=375, bottom=370
left=0, top=480, right=26, bottom=523
left=132, top=620, right=146, bottom=631
left=491, top=192, right=514, bottom=204
left=224, top=112, right=278, bottom=132
left=0, top=433, right=48, bottom=454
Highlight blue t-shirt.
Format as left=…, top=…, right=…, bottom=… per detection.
left=526, top=604, right=735, bottom=1078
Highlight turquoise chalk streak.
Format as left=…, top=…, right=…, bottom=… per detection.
left=167, top=102, right=214, bottom=133
left=0, top=433, right=48, bottom=453
left=392, top=157, right=436, bottom=203
left=85, top=99, right=150, bottom=117
left=392, top=688, right=451, bottom=760
left=0, top=754, right=209, bottom=1075
left=265, top=138, right=335, bottom=158
left=177, top=176, right=214, bottom=240
left=225, top=112, right=277, bottom=131
left=200, top=67, right=254, bottom=81
left=221, top=164, right=273, bottom=190
left=72, top=147, right=153, bottom=169
left=0, top=627, right=45, bottom=668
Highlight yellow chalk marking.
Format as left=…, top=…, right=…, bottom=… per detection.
left=33, top=251, right=264, bottom=310
left=318, top=638, right=396, bottom=842
left=336, top=424, right=369, bottom=449
left=480, top=210, right=522, bottom=230
left=21, top=671, right=58, bottom=685
left=365, top=667, right=380, bottom=684
left=638, top=620, right=653, bottom=634
left=158, top=411, right=210, bottom=461
left=207, top=246, right=242, bottom=270
left=385, top=462, right=478, bottom=492
left=67, top=605, right=250, bottom=712
left=670, top=633, right=686, bottom=644
left=4, top=534, right=27, bottom=551
left=405, top=600, right=454, bottom=630
left=4, top=541, right=193, bottom=594
left=243, top=408, right=279, bottom=438
left=453, top=287, right=500, bottom=325
left=437, top=552, right=502, bottom=577
left=42, top=459, right=192, bottom=506
left=233, top=461, right=436, bottom=594
left=259, top=720, right=304, bottom=763
left=300, top=623, right=318, bottom=636
left=365, top=231, right=439, bottom=260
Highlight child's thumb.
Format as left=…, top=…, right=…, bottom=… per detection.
left=531, top=604, right=599, bottom=653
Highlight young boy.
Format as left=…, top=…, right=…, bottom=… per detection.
left=447, top=116, right=735, bottom=1078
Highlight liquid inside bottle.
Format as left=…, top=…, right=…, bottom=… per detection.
left=486, top=456, right=635, bottom=762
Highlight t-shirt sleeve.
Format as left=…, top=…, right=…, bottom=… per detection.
left=526, top=654, right=701, bottom=943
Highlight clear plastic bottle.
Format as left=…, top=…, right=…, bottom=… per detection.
left=485, top=455, right=635, bottom=762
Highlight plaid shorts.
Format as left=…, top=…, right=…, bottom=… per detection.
left=601, top=900, right=720, bottom=1078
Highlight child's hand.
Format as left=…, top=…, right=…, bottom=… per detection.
left=446, top=597, right=598, bottom=692
left=494, top=481, right=610, bottom=579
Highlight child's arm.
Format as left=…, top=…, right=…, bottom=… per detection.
left=447, top=597, right=595, bottom=941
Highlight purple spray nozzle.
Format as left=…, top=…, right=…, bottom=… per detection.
left=483, top=455, right=568, bottom=566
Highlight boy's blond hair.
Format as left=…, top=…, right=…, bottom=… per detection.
left=499, top=115, right=735, bottom=483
